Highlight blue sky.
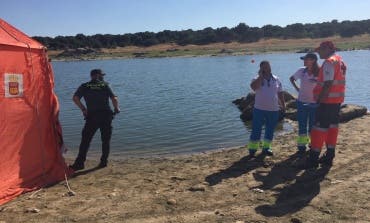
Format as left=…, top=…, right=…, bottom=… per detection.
left=1, top=0, right=370, bottom=37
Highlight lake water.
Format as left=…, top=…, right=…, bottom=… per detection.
left=52, top=50, right=370, bottom=157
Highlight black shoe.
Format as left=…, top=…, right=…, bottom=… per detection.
left=296, top=149, right=307, bottom=158
left=248, top=150, right=257, bottom=158
left=301, top=150, right=320, bottom=169
left=298, top=146, right=306, bottom=152
left=298, top=149, right=306, bottom=154
left=319, top=151, right=335, bottom=166
left=262, top=149, right=273, bottom=156
left=302, top=159, right=319, bottom=169
left=98, top=160, right=108, bottom=168
left=69, top=162, right=85, bottom=171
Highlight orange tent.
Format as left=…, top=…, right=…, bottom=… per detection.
left=0, top=19, right=72, bottom=205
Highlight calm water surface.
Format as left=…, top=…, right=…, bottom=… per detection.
left=52, top=50, right=370, bottom=157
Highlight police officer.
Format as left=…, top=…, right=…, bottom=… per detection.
left=70, top=69, right=120, bottom=171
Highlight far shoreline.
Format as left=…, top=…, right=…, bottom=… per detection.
left=49, top=48, right=368, bottom=62
left=48, top=34, right=370, bottom=62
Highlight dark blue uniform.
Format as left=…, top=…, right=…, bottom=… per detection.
left=73, top=80, right=116, bottom=166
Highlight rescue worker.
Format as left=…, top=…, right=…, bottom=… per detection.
left=248, top=61, right=286, bottom=157
left=290, top=53, right=320, bottom=154
left=305, top=41, right=346, bottom=169
left=70, top=69, right=120, bottom=171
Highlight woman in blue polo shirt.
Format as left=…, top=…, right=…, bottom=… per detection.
left=248, top=61, right=286, bottom=157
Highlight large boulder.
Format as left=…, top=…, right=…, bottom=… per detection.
left=233, top=92, right=368, bottom=123
left=232, top=92, right=255, bottom=111
left=233, top=91, right=296, bottom=122
left=339, top=104, right=368, bottom=122
left=282, top=91, right=297, bottom=101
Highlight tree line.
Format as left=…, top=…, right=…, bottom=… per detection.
left=33, top=19, right=370, bottom=50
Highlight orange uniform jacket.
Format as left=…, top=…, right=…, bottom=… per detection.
left=313, top=54, right=346, bottom=104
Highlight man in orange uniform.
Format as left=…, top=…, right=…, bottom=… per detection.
left=305, top=41, right=346, bottom=169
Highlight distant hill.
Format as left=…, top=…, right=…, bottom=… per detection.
left=34, top=19, right=370, bottom=51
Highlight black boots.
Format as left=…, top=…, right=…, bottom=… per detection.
left=69, top=162, right=85, bottom=171
left=303, top=150, right=320, bottom=169
left=262, top=148, right=274, bottom=156
left=302, top=149, right=335, bottom=169
left=98, top=159, right=108, bottom=168
left=319, top=149, right=335, bottom=166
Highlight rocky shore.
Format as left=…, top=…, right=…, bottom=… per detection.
left=232, top=91, right=368, bottom=123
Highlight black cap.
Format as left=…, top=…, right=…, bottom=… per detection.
left=300, top=52, right=318, bottom=61
left=90, top=69, right=106, bottom=76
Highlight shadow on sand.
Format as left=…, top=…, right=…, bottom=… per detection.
left=72, top=166, right=104, bottom=177
left=205, top=153, right=269, bottom=186
left=253, top=152, right=331, bottom=217
left=205, top=150, right=331, bottom=217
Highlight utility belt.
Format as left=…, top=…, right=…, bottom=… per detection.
left=87, top=109, right=113, bottom=115
left=85, top=110, right=114, bottom=121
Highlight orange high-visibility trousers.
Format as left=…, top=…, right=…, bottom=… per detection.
left=311, top=103, right=341, bottom=151
left=326, top=124, right=339, bottom=149
left=310, top=126, right=328, bottom=151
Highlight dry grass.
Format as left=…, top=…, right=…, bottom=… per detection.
left=47, top=34, right=370, bottom=60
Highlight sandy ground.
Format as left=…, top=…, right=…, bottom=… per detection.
left=1, top=115, right=370, bottom=223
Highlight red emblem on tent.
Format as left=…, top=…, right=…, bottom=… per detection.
left=8, top=81, right=19, bottom=95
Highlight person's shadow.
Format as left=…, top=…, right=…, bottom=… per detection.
left=254, top=163, right=331, bottom=217
left=252, top=151, right=306, bottom=191
left=72, top=166, right=103, bottom=177
left=205, top=153, right=268, bottom=186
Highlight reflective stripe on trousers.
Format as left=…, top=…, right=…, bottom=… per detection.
left=248, top=141, right=260, bottom=151
left=297, top=135, right=310, bottom=146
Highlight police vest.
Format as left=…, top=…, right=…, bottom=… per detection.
left=313, top=54, right=346, bottom=104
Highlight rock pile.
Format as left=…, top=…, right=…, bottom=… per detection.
left=233, top=91, right=368, bottom=122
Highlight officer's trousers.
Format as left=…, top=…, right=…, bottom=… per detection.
left=75, top=110, right=113, bottom=164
